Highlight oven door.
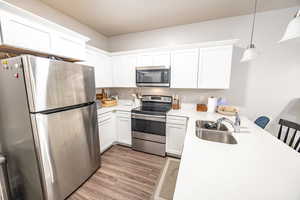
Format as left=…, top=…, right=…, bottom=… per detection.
left=131, top=113, right=166, bottom=136
left=136, top=67, right=170, bottom=87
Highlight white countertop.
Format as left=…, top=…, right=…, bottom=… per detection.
left=97, top=100, right=136, bottom=114
left=97, top=102, right=300, bottom=199
left=171, top=107, right=300, bottom=200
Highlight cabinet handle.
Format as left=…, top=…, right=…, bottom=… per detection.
left=99, top=117, right=112, bottom=124
left=167, top=125, right=184, bottom=129
left=119, top=118, right=130, bottom=122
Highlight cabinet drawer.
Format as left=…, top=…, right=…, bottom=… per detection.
left=98, top=112, right=113, bottom=123
left=167, top=116, right=188, bottom=125
left=116, top=111, right=131, bottom=118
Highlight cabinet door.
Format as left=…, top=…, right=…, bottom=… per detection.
left=84, top=49, right=96, bottom=66
left=113, top=55, right=137, bottom=87
left=171, top=49, right=198, bottom=88
left=95, top=54, right=113, bottom=88
left=198, top=45, right=233, bottom=89
left=52, top=33, right=86, bottom=60
left=137, top=52, right=170, bottom=67
left=166, top=123, right=187, bottom=156
left=116, top=116, right=132, bottom=146
left=1, top=15, right=51, bottom=53
left=137, top=54, right=153, bottom=66
left=98, top=112, right=115, bottom=153
left=152, top=52, right=171, bottom=66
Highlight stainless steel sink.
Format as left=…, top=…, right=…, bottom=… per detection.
left=195, top=120, right=238, bottom=144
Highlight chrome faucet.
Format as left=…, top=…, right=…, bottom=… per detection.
left=216, top=112, right=241, bottom=132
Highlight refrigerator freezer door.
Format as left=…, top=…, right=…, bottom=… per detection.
left=31, top=103, right=100, bottom=200
left=22, top=55, right=96, bottom=113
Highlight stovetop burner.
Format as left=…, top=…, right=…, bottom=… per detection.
left=131, top=95, right=172, bottom=116
left=131, top=106, right=171, bottom=116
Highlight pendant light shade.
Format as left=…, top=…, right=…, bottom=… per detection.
left=241, top=44, right=259, bottom=62
left=279, top=10, right=300, bottom=42
left=241, top=0, right=259, bottom=62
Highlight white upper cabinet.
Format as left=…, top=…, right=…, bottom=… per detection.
left=84, top=46, right=113, bottom=88
left=94, top=53, right=112, bottom=88
left=112, top=55, right=137, bottom=87
left=137, top=51, right=170, bottom=67
left=51, top=33, right=86, bottom=60
left=171, top=49, right=199, bottom=88
left=198, top=45, right=233, bottom=89
left=0, top=14, right=52, bottom=53
left=0, top=5, right=89, bottom=61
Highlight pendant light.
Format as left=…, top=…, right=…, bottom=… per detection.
left=241, top=0, right=259, bottom=62
left=279, top=9, right=300, bottom=42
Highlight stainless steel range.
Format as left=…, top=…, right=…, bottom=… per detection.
left=131, top=95, right=172, bottom=156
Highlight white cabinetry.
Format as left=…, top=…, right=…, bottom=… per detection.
left=0, top=7, right=89, bottom=61
left=0, top=14, right=52, bottom=53
left=84, top=46, right=113, bottom=88
left=112, top=55, right=137, bottom=87
left=137, top=52, right=170, bottom=67
left=51, top=33, right=86, bottom=60
left=115, top=111, right=132, bottom=146
left=171, top=49, right=199, bottom=88
left=198, top=45, right=233, bottom=89
left=98, top=111, right=116, bottom=153
left=166, top=116, right=188, bottom=156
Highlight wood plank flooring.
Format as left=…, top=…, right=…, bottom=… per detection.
left=67, top=145, right=166, bottom=200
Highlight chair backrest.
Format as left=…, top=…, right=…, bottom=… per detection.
left=254, top=116, right=270, bottom=129
left=278, top=119, right=300, bottom=153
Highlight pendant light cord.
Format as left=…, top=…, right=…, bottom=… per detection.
left=250, top=0, right=258, bottom=45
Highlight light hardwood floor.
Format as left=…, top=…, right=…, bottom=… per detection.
left=67, top=145, right=166, bottom=200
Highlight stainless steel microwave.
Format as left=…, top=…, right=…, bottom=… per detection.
left=136, top=66, right=171, bottom=87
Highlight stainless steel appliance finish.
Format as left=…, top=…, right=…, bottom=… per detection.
left=131, top=113, right=166, bottom=122
left=131, top=95, right=172, bottom=157
left=22, top=55, right=96, bottom=112
left=195, top=120, right=238, bottom=144
left=0, top=156, right=10, bottom=200
left=136, top=66, right=171, bottom=87
left=132, top=138, right=166, bottom=157
left=0, top=55, right=100, bottom=200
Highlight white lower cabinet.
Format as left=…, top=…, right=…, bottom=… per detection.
left=116, top=111, right=132, bottom=146
left=98, top=111, right=116, bottom=153
left=166, top=116, right=188, bottom=156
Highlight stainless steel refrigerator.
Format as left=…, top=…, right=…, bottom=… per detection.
left=0, top=55, right=101, bottom=200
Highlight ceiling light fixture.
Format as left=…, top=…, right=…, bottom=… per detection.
left=279, top=9, right=300, bottom=42
left=241, top=0, right=259, bottom=62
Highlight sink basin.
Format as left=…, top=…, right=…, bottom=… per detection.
left=195, top=120, right=238, bottom=144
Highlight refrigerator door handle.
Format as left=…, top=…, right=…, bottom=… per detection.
left=0, top=155, right=10, bottom=200
left=39, top=130, right=55, bottom=184
left=33, top=115, right=56, bottom=185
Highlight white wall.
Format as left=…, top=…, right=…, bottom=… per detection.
left=4, top=0, right=108, bottom=50
left=109, top=7, right=300, bottom=135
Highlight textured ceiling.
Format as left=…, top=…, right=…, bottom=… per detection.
left=40, top=0, right=300, bottom=36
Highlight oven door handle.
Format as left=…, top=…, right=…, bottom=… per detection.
left=131, top=113, right=166, bottom=122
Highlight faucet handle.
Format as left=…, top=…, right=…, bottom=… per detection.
left=234, top=112, right=241, bottom=126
